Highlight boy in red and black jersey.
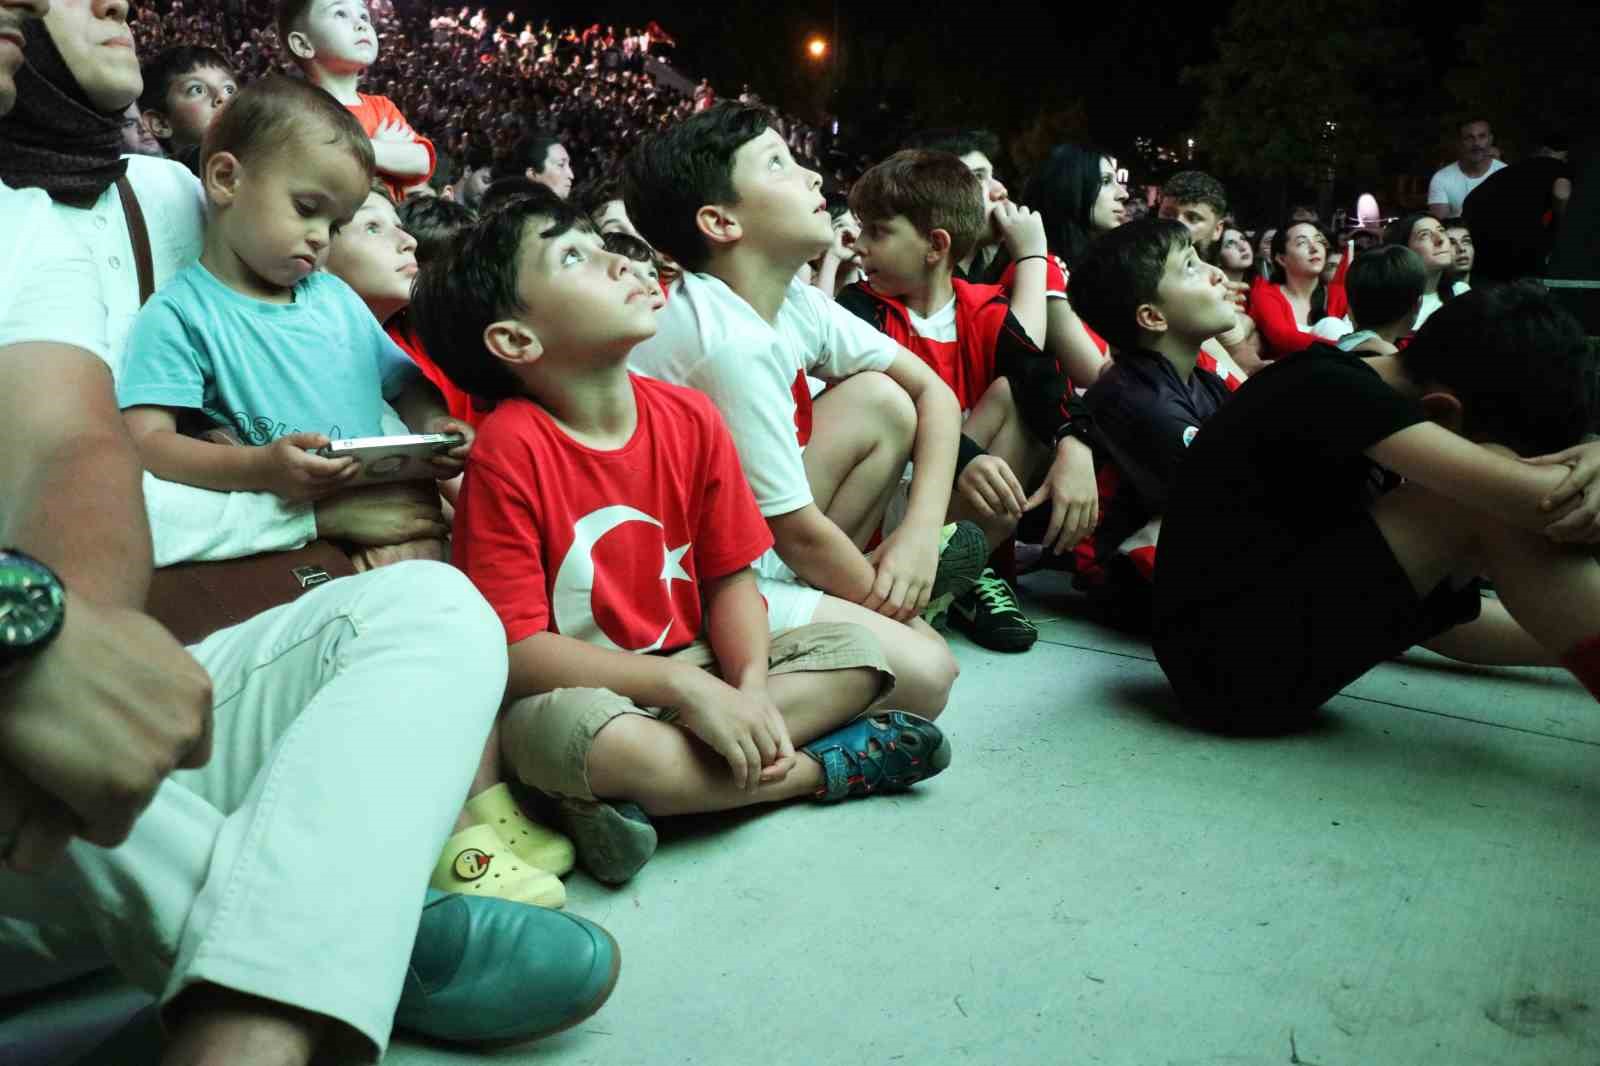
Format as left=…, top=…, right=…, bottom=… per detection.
left=1066, top=219, right=1241, bottom=631
left=838, top=149, right=1099, bottom=651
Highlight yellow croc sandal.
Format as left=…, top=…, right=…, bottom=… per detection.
left=465, top=783, right=576, bottom=877
left=430, top=823, right=566, bottom=909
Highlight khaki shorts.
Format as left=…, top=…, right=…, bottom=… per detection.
left=501, top=621, right=894, bottom=801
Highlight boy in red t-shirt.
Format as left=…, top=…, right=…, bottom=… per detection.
left=838, top=150, right=1099, bottom=652
left=277, top=0, right=435, bottom=200
left=411, top=191, right=951, bottom=887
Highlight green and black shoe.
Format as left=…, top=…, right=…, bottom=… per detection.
left=950, top=569, right=1038, bottom=652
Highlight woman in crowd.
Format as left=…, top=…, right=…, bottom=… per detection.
left=1023, top=142, right=1129, bottom=382
left=1247, top=219, right=1349, bottom=360
left=1218, top=225, right=1255, bottom=286
left=1385, top=212, right=1461, bottom=330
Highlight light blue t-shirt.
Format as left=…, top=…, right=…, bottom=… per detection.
left=118, top=263, right=417, bottom=443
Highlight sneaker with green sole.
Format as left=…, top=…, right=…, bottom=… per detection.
left=921, top=520, right=988, bottom=625
left=950, top=569, right=1039, bottom=651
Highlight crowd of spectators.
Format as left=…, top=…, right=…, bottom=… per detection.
left=127, top=0, right=825, bottom=189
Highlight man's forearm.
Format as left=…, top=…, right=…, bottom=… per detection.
left=0, top=347, right=152, bottom=607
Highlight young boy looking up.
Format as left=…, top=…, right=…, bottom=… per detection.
left=277, top=0, right=436, bottom=201
left=117, top=76, right=467, bottom=561
left=1336, top=245, right=1426, bottom=356
left=412, top=192, right=950, bottom=885
left=1157, top=170, right=1262, bottom=374
left=839, top=149, right=1098, bottom=652
left=1066, top=219, right=1240, bottom=631
left=1152, top=283, right=1600, bottom=733
left=137, top=45, right=237, bottom=170
left=622, top=103, right=974, bottom=719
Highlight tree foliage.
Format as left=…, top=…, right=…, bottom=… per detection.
left=1183, top=0, right=1441, bottom=185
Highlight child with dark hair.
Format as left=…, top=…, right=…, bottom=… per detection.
left=621, top=103, right=976, bottom=722
left=1067, top=218, right=1241, bottom=630
left=398, top=192, right=476, bottom=263
left=277, top=0, right=436, bottom=200
left=573, top=170, right=638, bottom=236
left=1154, top=283, right=1600, bottom=732
left=409, top=192, right=946, bottom=885
left=838, top=148, right=1097, bottom=651
left=137, top=44, right=238, bottom=170
left=1337, top=245, right=1427, bottom=355
left=117, top=77, right=469, bottom=553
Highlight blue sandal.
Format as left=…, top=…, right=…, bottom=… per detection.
left=802, top=712, right=952, bottom=801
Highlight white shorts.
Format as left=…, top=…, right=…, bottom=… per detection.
left=753, top=547, right=824, bottom=632
left=755, top=474, right=915, bottom=631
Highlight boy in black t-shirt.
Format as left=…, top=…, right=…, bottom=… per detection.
left=1152, top=283, right=1600, bottom=732
left=1067, top=219, right=1239, bottom=631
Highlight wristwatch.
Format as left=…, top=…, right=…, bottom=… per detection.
left=0, top=549, right=66, bottom=677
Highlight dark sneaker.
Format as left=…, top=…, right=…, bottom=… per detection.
left=802, top=712, right=952, bottom=801
left=558, top=798, right=657, bottom=885
left=922, top=521, right=988, bottom=625
left=951, top=569, right=1039, bottom=651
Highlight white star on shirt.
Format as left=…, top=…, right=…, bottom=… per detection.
left=661, top=543, right=693, bottom=586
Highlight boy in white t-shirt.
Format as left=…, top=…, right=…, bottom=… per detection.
left=624, top=103, right=980, bottom=719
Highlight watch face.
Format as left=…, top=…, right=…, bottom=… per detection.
left=0, top=558, right=65, bottom=650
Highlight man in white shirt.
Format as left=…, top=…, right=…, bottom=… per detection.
left=0, top=2, right=617, bottom=1060
left=1428, top=118, right=1508, bottom=220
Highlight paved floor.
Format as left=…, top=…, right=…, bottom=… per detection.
left=5, top=573, right=1598, bottom=1065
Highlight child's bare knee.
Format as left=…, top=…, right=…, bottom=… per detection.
left=851, top=371, right=917, bottom=443
left=898, top=638, right=958, bottom=720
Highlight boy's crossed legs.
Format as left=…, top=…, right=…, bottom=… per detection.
left=502, top=622, right=950, bottom=883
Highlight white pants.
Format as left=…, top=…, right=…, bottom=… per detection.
left=0, top=562, right=507, bottom=1057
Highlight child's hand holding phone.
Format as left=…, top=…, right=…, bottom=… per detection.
left=424, top=416, right=475, bottom=479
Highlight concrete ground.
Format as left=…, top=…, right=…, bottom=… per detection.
left=5, top=572, right=1599, bottom=1065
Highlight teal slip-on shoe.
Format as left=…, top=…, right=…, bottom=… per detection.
left=397, top=889, right=620, bottom=1046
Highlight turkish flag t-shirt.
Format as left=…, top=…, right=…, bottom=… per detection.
left=454, top=374, right=775, bottom=650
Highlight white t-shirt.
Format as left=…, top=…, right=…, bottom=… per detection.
left=1427, top=159, right=1507, bottom=218
left=629, top=272, right=899, bottom=518
left=42, top=157, right=321, bottom=565
left=0, top=181, right=111, bottom=362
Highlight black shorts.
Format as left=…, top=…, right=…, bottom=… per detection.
left=1152, top=515, right=1482, bottom=733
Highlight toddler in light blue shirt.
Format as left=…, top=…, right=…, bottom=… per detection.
left=118, top=74, right=470, bottom=525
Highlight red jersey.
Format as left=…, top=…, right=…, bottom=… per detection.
left=453, top=375, right=774, bottom=649
left=346, top=93, right=437, bottom=201
left=386, top=317, right=480, bottom=427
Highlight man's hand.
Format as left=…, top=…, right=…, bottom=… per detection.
left=1526, top=441, right=1600, bottom=543
left=865, top=521, right=939, bottom=621
left=253, top=433, right=359, bottom=501
left=991, top=202, right=1048, bottom=261
left=424, top=415, right=475, bottom=479
left=1025, top=436, right=1099, bottom=555
left=314, top=481, right=449, bottom=546
left=350, top=536, right=449, bottom=572
left=670, top=671, right=793, bottom=791
left=957, top=454, right=1026, bottom=521
left=0, top=595, right=213, bottom=872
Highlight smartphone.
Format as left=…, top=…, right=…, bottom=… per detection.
left=316, top=432, right=465, bottom=483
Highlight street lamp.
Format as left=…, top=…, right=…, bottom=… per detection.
left=806, top=35, right=828, bottom=60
